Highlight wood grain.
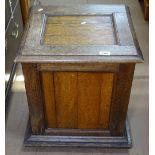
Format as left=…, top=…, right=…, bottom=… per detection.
left=41, top=72, right=56, bottom=128
left=113, top=13, right=134, bottom=46
left=44, top=16, right=115, bottom=45
left=77, top=73, right=100, bottom=129
left=22, top=63, right=45, bottom=134
left=17, top=5, right=142, bottom=147
left=54, top=72, right=78, bottom=128
left=37, top=63, right=119, bottom=72
left=144, top=0, right=149, bottom=21
left=77, top=72, right=113, bottom=129
left=41, top=71, right=113, bottom=129
left=15, top=5, right=143, bottom=63
left=45, top=128, right=110, bottom=136
left=20, top=0, right=30, bottom=26
left=109, top=63, right=135, bottom=136
left=33, top=5, right=127, bottom=15
left=99, top=73, right=114, bottom=129
left=24, top=119, right=132, bottom=148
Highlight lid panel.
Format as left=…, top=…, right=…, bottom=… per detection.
left=43, top=15, right=115, bottom=45
left=16, top=5, right=144, bottom=63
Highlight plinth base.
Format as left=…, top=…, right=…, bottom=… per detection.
left=24, top=119, right=132, bottom=148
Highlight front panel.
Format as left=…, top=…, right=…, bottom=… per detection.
left=41, top=71, right=114, bottom=131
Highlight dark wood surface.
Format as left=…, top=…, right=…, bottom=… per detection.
left=22, top=63, right=45, bottom=134
left=109, top=64, right=135, bottom=136
left=22, top=63, right=135, bottom=136
left=41, top=71, right=114, bottom=129
left=20, top=0, right=30, bottom=26
left=24, top=119, right=132, bottom=148
left=45, top=128, right=110, bottom=136
left=144, top=0, right=149, bottom=20
left=139, top=0, right=149, bottom=21
left=6, top=0, right=148, bottom=153
left=53, top=72, right=78, bottom=128
left=37, top=63, right=119, bottom=72
left=77, top=72, right=113, bottom=129
left=99, top=73, right=114, bottom=129
left=15, top=5, right=143, bottom=63
left=41, top=72, right=56, bottom=128
left=18, top=5, right=143, bottom=148
left=44, top=16, right=115, bottom=45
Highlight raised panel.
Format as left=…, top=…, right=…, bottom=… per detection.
left=77, top=72, right=114, bottom=129
left=44, top=15, right=115, bottom=45
left=54, top=72, right=78, bottom=128
left=41, top=71, right=114, bottom=130
left=77, top=73, right=101, bottom=129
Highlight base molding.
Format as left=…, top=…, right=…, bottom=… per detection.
left=24, top=119, right=132, bottom=148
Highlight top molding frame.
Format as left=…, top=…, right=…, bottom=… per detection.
left=15, top=5, right=144, bottom=63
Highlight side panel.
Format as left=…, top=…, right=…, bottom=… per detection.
left=109, top=63, right=135, bottom=136
left=22, top=63, right=45, bottom=134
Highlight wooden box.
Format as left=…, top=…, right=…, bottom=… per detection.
left=15, top=5, right=144, bottom=148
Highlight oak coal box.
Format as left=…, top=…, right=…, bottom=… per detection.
left=15, top=4, right=144, bottom=148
